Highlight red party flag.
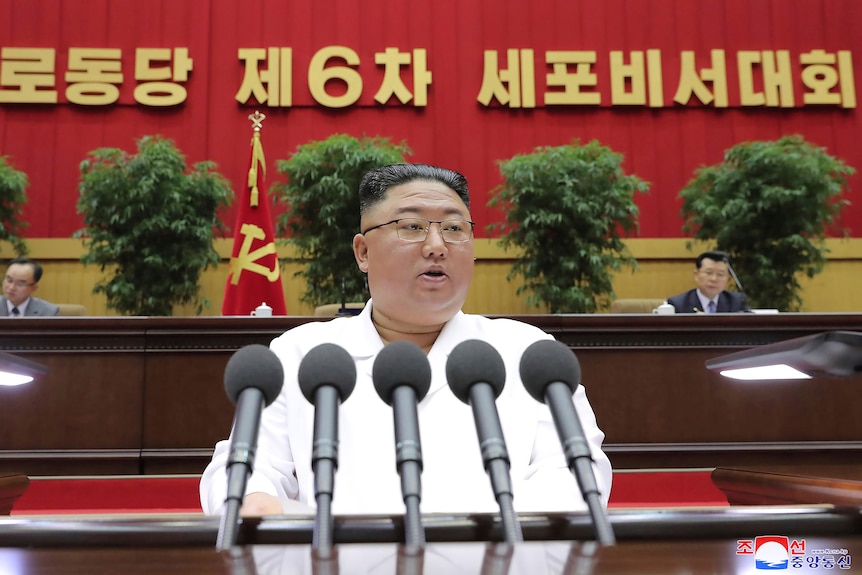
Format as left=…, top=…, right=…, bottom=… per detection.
left=222, top=112, right=286, bottom=316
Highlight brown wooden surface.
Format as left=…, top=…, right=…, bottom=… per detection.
left=0, top=472, right=28, bottom=515
left=1, top=509, right=861, bottom=574
left=2, top=506, right=861, bottom=544
left=712, top=465, right=862, bottom=505
left=1, top=314, right=861, bottom=475
left=0, top=538, right=858, bottom=575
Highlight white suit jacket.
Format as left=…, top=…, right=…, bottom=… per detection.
left=200, top=302, right=612, bottom=516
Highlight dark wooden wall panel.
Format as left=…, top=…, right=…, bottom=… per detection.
left=141, top=352, right=233, bottom=450
left=579, top=347, right=862, bottom=443
left=2, top=353, right=144, bottom=449
left=1, top=314, right=861, bottom=475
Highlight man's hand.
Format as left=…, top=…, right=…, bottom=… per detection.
left=240, top=492, right=284, bottom=516
left=240, top=492, right=316, bottom=516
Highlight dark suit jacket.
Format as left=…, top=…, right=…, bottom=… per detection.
left=667, top=289, right=750, bottom=314
left=0, top=296, right=60, bottom=316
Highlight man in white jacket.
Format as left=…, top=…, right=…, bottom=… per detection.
left=200, top=163, right=612, bottom=516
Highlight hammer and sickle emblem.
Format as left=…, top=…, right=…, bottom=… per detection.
left=227, top=223, right=280, bottom=285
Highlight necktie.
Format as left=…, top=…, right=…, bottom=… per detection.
left=11, top=307, right=20, bottom=316
left=707, top=301, right=716, bottom=314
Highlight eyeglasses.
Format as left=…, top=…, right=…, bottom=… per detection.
left=3, top=276, right=34, bottom=288
left=361, top=218, right=475, bottom=244
left=699, top=270, right=728, bottom=279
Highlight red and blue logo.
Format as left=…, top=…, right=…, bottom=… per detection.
left=754, top=536, right=789, bottom=570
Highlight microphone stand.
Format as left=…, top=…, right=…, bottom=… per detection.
left=337, top=278, right=349, bottom=317
left=216, top=387, right=268, bottom=551
left=403, top=495, right=423, bottom=548
left=546, top=384, right=615, bottom=546
left=311, top=386, right=339, bottom=556
left=470, top=384, right=523, bottom=544
left=726, top=261, right=745, bottom=292
left=221, top=545, right=261, bottom=575
left=563, top=541, right=600, bottom=575
left=396, top=544, right=425, bottom=575
left=392, top=386, right=426, bottom=548
left=216, top=498, right=242, bottom=551
left=480, top=542, right=513, bottom=575
left=311, top=547, right=340, bottom=575
left=716, top=251, right=745, bottom=292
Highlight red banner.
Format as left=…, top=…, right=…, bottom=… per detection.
left=2, top=1, right=860, bottom=239
left=222, top=114, right=286, bottom=316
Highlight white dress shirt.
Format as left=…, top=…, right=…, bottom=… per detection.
left=7, top=298, right=28, bottom=316
left=200, top=302, right=612, bottom=516
left=696, top=290, right=717, bottom=313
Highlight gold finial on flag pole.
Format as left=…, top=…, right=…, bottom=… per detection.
left=247, top=111, right=266, bottom=206
left=249, top=110, right=266, bottom=131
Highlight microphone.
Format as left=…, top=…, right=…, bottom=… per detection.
left=216, top=344, right=285, bottom=551
left=519, top=339, right=616, bottom=546
left=715, top=250, right=745, bottom=293
left=723, top=258, right=752, bottom=311
left=372, top=340, right=432, bottom=549
left=298, top=343, right=357, bottom=554
left=446, top=339, right=523, bottom=544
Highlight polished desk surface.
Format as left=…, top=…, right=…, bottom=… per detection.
left=2, top=507, right=862, bottom=574
left=0, top=472, right=28, bottom=515
left=2, top=537, right=860, bottom=575
left=713, top=465, right=862, bottom=506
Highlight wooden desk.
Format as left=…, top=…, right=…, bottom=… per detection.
left=0, top=472, right=28, bottom=515
left=0, top=538, right=858, bottom=575
left=2, top=507, right=861, bottom=546
left=712, top=465, right=862, bottom=505
left=2, top=314, right=861, bottom=475
left=0, top=509, right=860, bottom=574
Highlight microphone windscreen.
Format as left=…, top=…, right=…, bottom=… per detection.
left=519, top=339, right=580, bottom=403
left=445, top=339, right=506, bottom=404
left=372, top=341, right=432, bottom=405
left=224, top=344, right=285, bottom=406
left=298, top=343, right=357, bottom=403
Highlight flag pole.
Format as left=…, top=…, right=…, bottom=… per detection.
left=247, top=111, right=266, bottom=207
left=221, top=110, right=287, bottom=316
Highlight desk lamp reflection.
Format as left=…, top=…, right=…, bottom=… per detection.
left=0, top=351, right=48, bottom=386
left=706, top=331, right=862, bottom=380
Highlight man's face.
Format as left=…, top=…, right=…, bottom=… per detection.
left=694, top=257, right=730, bottom=300
left=3, top=263, right=39, bottom=307
left=353, top=179, right=474, bottom=330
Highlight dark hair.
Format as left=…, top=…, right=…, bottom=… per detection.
left=6, top=257, right=43, bottom=282
left=358, top=164, right=470, bottom=215
left=696, top=251, right=729, bottom=269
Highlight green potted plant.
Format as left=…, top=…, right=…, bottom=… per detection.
left=75, top=135, right=233, bottom=315
left=271, top=134, right=410, bottom=308
left=488, top=140, right=649, bottom=313
left=679, top=134, right=854, bottom=311
left=0, top=155, right=30, bottom=256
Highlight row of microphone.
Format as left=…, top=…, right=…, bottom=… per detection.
left=215, top=338, right=615, bottom=552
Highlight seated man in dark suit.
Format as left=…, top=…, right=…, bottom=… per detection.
left=1, top=257, right=60, bottom=317
left=667, top=251, right=750, bottom=313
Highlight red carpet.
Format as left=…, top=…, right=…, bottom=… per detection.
left=608, top=470, right=728, bottom=508
left=11, top=470, right=727, bottom=515
left=13, top=476, right=203, bottom=514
